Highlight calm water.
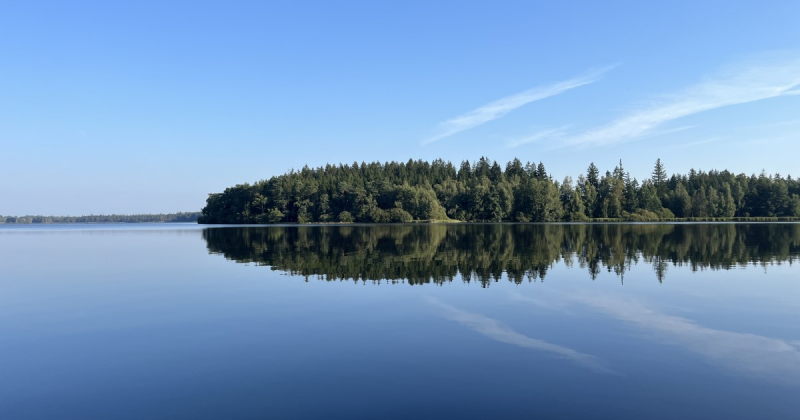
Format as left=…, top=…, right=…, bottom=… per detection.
left=2, top=223, right=799, bottom=419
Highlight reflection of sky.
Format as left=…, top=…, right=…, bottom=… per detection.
left=3, top=226, right=800, bottom=419
left=426, top=296, right=615, bottom=374
left=517, top=290, right=800, bottom=384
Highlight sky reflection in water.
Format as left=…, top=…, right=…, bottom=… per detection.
left=1, top=223, right=799, bottom=420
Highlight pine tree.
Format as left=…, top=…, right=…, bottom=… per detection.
left=652, top=158, right=668, bottom=199
left=652, top=159, right=667, bottom=186
left=587, top=162, right=599, bottom=188
left=536, top=162, right=548, bottom=180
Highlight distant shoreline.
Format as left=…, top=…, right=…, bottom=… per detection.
left=198, top=216, right=800, bottom=225
left=1, top=212, right=201, bottom=224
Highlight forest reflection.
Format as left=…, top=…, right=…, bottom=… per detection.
left=203, top=223, right=800, bottom=286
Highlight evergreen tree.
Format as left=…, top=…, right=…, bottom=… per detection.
left=671, top=182, right=692, bottom=217
left=587, top=162, right=599, bottom=188
left=652, top=158, right=668, bottom=199
left=652, top=158, right=667, bottom=185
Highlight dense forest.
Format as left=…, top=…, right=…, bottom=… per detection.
left=199, top=158, right=800, bottom=224
left=0, top=212, right=201, bottom=224
left=204, top=224, right=800, bottom=285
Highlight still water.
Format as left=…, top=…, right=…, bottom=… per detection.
left=1, top=223, right=799, bottom=419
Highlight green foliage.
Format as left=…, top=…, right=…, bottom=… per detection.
left=198, top=159, right=800, bottom=224
left=670, top=183, right=692, bottom=217
left=790, top=195, right=800, bottom=217
left=652, top=158, right=667, bottom=185
left=267, top=208, right=285, bottom=223
left=657, top=207, right=675, bottom=219
left=622, top=209, right=660, bottom=221
left=389, top=208, right=413, bottom=223
left=4, top=212, right=201, bottom=224
left=587, top=162, right=599, bottom=188
left=337, top=211, right=354, bottom=223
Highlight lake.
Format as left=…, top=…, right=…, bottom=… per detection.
left=2, top=223, right=799, bottom=419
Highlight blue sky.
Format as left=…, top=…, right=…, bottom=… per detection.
left=2, top=0, right=799, bottom=215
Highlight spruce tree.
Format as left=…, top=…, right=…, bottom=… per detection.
left=587, top=162, right=599, bottom=188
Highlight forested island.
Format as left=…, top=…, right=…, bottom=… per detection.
left=0, top=212, right=200, bottom=224
left=198, top=158, right=800, bottom=224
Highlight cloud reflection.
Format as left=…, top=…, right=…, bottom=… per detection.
left=426, top=296, right=614, bottom=374
left=575, top=295, right=800, bottom=383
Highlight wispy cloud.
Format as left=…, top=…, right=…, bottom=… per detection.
left=505, top=127, right=568, bottom=149
left=423, top=67, right=613, bottom=145
left=678, top=136, right=722, bottom=148
left=426, top=296, right=614, bottom=373
left=742, top=118, right=800, bottom=129
left=741, top=134, right=800, bottom=146
left=551, top=54, right=800, bottom=148
left=508, top=124, right=697, bottom=149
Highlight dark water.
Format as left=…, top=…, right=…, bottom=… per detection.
left=2, top=223, right=799, bottom=420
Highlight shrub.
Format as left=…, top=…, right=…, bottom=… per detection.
left=267, top=208, right=285, bottom=223
left=657, top=208, right=676, bottom=219
left=389, top=208, right=413, bottom=223
left=337, top=211, right=354, bottom=223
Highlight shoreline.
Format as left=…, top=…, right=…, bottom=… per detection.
left=196, top=217, right=800, bottom=226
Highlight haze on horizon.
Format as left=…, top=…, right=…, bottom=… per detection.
left=2, top=1, right=799, bottom=216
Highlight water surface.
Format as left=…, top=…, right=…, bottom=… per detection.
left=1, top=223, right=799, bottom=419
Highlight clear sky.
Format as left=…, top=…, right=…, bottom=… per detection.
left=2, top=0, right=799, bottom=215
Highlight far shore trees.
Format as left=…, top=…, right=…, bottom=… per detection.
left=198, top=159, right=800, bottom=224
left=2, top=212, right=201, bottom=224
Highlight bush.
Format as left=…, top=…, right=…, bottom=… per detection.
left=389, top=208, right=413, bottom=223
left=657, top=208, right=676, bottom=219
left=623, top=209, right=660, bottom=221
left=566, top=212, right=589, bottom=222
left=297, top=211, right=312, bottom=224
left=337, top=211, right=354, bottom=223
left=267, top=208, right=285, bottom=223
left=369, top=208, right=390, bottom=223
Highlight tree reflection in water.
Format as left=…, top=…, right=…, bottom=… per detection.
left=203, top=223, right=800, bottom=286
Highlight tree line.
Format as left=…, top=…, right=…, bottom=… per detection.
left=0, top=212, right=201, bottom=224
left=203, top=224, right=800, bottom=285
left=198, top=158, right=800, bottom=224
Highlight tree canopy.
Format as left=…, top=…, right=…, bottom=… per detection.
left=198, top=158, right=800, bottom=224
left=1, top=212, right=200, bottom=224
